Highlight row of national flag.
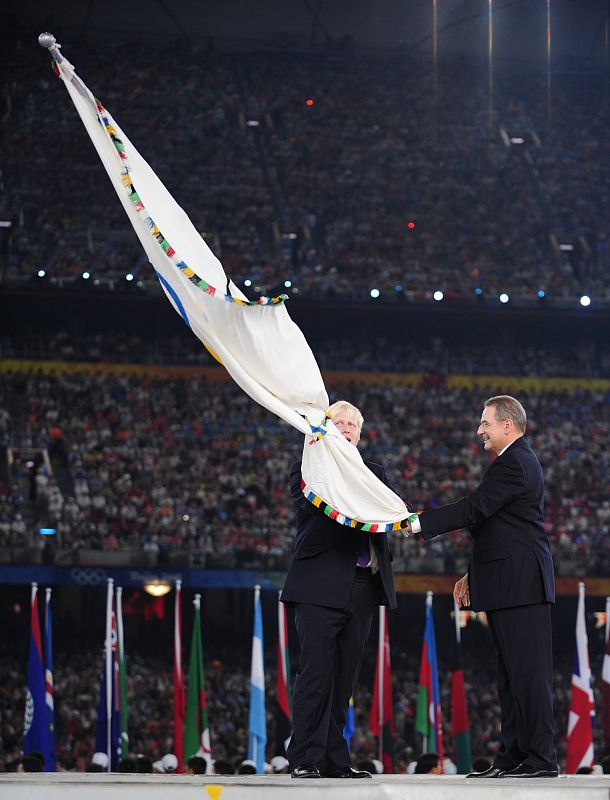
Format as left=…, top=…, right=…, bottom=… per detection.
left=23, top=581, right=610, bottom=772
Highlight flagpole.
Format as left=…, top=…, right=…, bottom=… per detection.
left=105, top=578, right=114, bottom=772
left=252, top=584, right=260, bottom=771
left=116, top=585, right=128, bottom=760
left=423, top=592, right=433, bottom=753
left=378, top=606, right=384, bottom=763
left=453, top=596, right=461, bottom=645
left=44, top=587, right=55, bottom=771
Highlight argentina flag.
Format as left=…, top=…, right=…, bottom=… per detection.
left=248, top=586, right=267, bottom=774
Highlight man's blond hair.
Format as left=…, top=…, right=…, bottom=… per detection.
left=327, top=400, right=364, bottom=430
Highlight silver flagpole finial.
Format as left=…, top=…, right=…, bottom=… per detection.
left=38, top=33, right=64, bottom=63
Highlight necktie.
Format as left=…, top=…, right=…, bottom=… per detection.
left=357, top=531, right=370, bottom=568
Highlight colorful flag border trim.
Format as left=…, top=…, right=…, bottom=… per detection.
left=51, top=56, right=287, bottom=308
left=300, top=479, right=416, bottom=532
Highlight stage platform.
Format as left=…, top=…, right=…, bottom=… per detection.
left=0, top=772, right=608, bottom=800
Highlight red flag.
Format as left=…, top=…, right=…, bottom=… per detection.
left=602, top=596, right=610, bottom=755
left=275, top=595, right=292, bottom=756
left=369, top=606, right=394, bottom=773
left=173, top=580, right=185, bottom=772
left=566, top=582, right=594, bottom=773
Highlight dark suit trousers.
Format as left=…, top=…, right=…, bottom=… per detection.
left=287, top=569, right=377, bottom=771
left=488, top=603, right=557, bottom=771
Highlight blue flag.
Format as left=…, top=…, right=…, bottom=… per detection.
left=44, top=589, right=57, bottom=771
left=248, top=586, right=267, bottom=773
left=95, top=612, right=121, bottom=770
left=343, top=696, right=355, bottom=748
left=24, top=584, right=49, bottom=766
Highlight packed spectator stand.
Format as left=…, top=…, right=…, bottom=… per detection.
left=2, top=36, right=609, bottom=305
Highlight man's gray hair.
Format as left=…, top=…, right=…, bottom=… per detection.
left=484, top=395, right=527, bottom=433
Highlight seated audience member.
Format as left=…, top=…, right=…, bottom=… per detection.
left=187, top=756, right=207, bottom=775
left=212, top=759, right=236, bottom=775
left=414, top=752, right=441, bottom=774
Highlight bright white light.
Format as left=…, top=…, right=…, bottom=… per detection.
left=510, top=137, right=525, bottom=144
left=580, top=295, right=591, bottom=307
left=433, top=290, right=444, bottom=301
left=284, top=280, right=292, bottom=288
left=370, top=288, right=380, bottom=299
left=499, top=293, right=510, bottom=304
left=246, top=120, right=260, bottom=127
left=37, top=269, right=46, bottom=277
left=559, top=243, right=574, bottom=251
left=182, top=514, right=190, bottom=522
left=82, top=271, right=90, bottom=280
left=126, top=273, right=134, bottom=282
left=244, top=279, right=252, bottom=287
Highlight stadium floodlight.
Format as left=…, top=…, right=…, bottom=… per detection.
left=244, top=279, right=252, bottom=287
left=125, top=273, right=134, bottom=281
left=37, top=268, right=46, bottom=277
left=82, top=271, right=90, bottom=279
left=580, top=295, right=591, bottom=307
left=433, top=290, right=444, bottom=301
left=284, top=280, right=292, bottom=288
left=499, top=293, right=510, bottom=304
left=370, top=288, right=380, bottom=299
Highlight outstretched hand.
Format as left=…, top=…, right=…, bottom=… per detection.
left=453, top=573, right=470, bottom=608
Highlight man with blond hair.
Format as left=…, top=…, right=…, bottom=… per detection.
left=408, top=395, right=557, bottom=779
left=282, top=400, right=410, bottom=779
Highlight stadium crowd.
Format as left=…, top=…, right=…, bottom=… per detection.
left=0, top=368, right=608, bottom=575
left=3, top=39, right=609, bottom=302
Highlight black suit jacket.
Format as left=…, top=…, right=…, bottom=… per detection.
left=281, top=459, right=400, bottom=610
left=419, top=437, right=555, bottom=612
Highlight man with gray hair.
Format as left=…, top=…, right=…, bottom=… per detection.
left=407, top=395, right=557, bottom=779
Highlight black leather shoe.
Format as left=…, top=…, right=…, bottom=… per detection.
left=466, top=765, right=505, bottom=778
left=499, top=764, right=558, bottom=778
left=325, top=767, right=372, bottom=778
left=291, top=764, right=322, bottom=779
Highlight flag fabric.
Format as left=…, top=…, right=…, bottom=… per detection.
left=450, top=598, right=471, bottom=774
left=44, top=588, right=57, bottom=771
left=566, top=581, right=595, bottom=773
left=369, top=605, right=394, bottom=773
left=343, top=697, right=355, bottom=748
left=47, top=38, right=413, bottom=533
left=95, top=580, right=121, bottom=771
left=173, top=580, right=186, bottom=772
left=274, top=594, right=291, bottom=757
left=184, top=594, right=212, bottom=771
left=248, top=585, right=267, bottom=773
left=602, top=596, right=610, bottom=755
left=115, top=587, right=129, bottom=760
left=415, top=592, right=444, bottom=768
left=24, top=583, right=49, bottom=766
